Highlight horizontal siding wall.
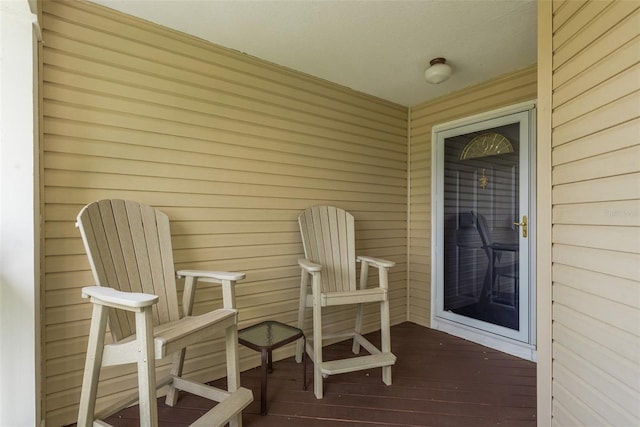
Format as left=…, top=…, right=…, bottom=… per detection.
left=551, top=1, right=640, bottom=425
left=41, top=1, right=407, bottom=425
left=407, top=66, right=537, bottom=326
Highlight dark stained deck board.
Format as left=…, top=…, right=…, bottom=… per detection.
left=96, top=322, right=536, bottom=426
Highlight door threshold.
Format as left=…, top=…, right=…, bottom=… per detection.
left=432, top=317, right=536, bottom=361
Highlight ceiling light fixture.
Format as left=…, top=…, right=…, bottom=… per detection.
left=424, top=57, right=452, bottom=84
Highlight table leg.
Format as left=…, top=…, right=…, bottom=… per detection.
left=260, top=348, right=268, bottom=415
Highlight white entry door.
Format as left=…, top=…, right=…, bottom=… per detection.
left=433, top=103, right=535, bottom=347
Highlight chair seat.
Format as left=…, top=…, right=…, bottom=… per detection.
left=320, top=288, right=387, bottom=306
left=102, top=309, right=238, bottom=367
left=153, top=309, right=238, bottom=357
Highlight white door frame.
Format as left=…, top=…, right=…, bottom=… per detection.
left=430, top=100, right=537, bottom=361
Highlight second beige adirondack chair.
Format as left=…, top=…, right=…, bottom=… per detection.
left=75, top=199, right=253, bottom=427
left=295, top=205, right=396, bottom=398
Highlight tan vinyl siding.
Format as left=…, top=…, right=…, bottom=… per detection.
left=41, top=1, right=407, bottom=424
left=407, top=66, right=537, bottom=326
left=550, top=1, right=640, bottom=425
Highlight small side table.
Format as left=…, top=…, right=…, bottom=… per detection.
left=238, top=320, right=306, bottom=415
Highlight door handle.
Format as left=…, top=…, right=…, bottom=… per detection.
left=513, top=215, right=528, bottom=238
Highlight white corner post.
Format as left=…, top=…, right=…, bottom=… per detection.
left=0, top=0, right=41, bottom=425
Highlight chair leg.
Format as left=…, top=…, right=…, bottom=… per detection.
left=135, top=308, right=158, bottom=427
left=352, top=303, right=364, bottom=355
left=295, top=270, right=308, bottom=364
left=166, top=276, right=199, bottom=407
left=225, top=321, right=243, bottom=427
left=353, top=261, right=370, bottom=354
left=380, top=298, right=392, bottom=386
left=77, top=304, right=108, bottom=427
left=165, top=349, right=186, bottom=406
left=312, top=294, right=324, bottom=399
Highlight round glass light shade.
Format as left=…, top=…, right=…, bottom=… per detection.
left=424, top=59, right=452, bottom=84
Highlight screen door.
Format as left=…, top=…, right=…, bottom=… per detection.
left=434, top=109, right=532, bottom=343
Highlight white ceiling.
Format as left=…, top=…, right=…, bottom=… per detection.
left=92, top=0, right=537, bottom=107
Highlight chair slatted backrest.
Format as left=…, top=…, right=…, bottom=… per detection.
left=77, top=199, right=180, bottom=342
left=298, top=206, right=356, bottom=293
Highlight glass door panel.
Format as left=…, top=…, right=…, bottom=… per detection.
left=435, top=109, right=531, bottom=343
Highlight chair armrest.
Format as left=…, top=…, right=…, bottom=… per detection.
left=81, top=286, right=158, bottom=311
left=356, top=256, right=393, bottom=291
left=176, top=270, right=246, bottom=282
left=298, top=258, right=322, bottom=273
left=357, top=256, right=395, bottom=269
left=176, top=269, right=246, bottom=312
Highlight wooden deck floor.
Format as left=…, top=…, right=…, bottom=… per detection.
left=102, top=322, right=536, bottom=426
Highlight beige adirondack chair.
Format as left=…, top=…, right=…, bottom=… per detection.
left=76, top=199, right=253, bottom=427
left=295, top=205, right=396, bottom=398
